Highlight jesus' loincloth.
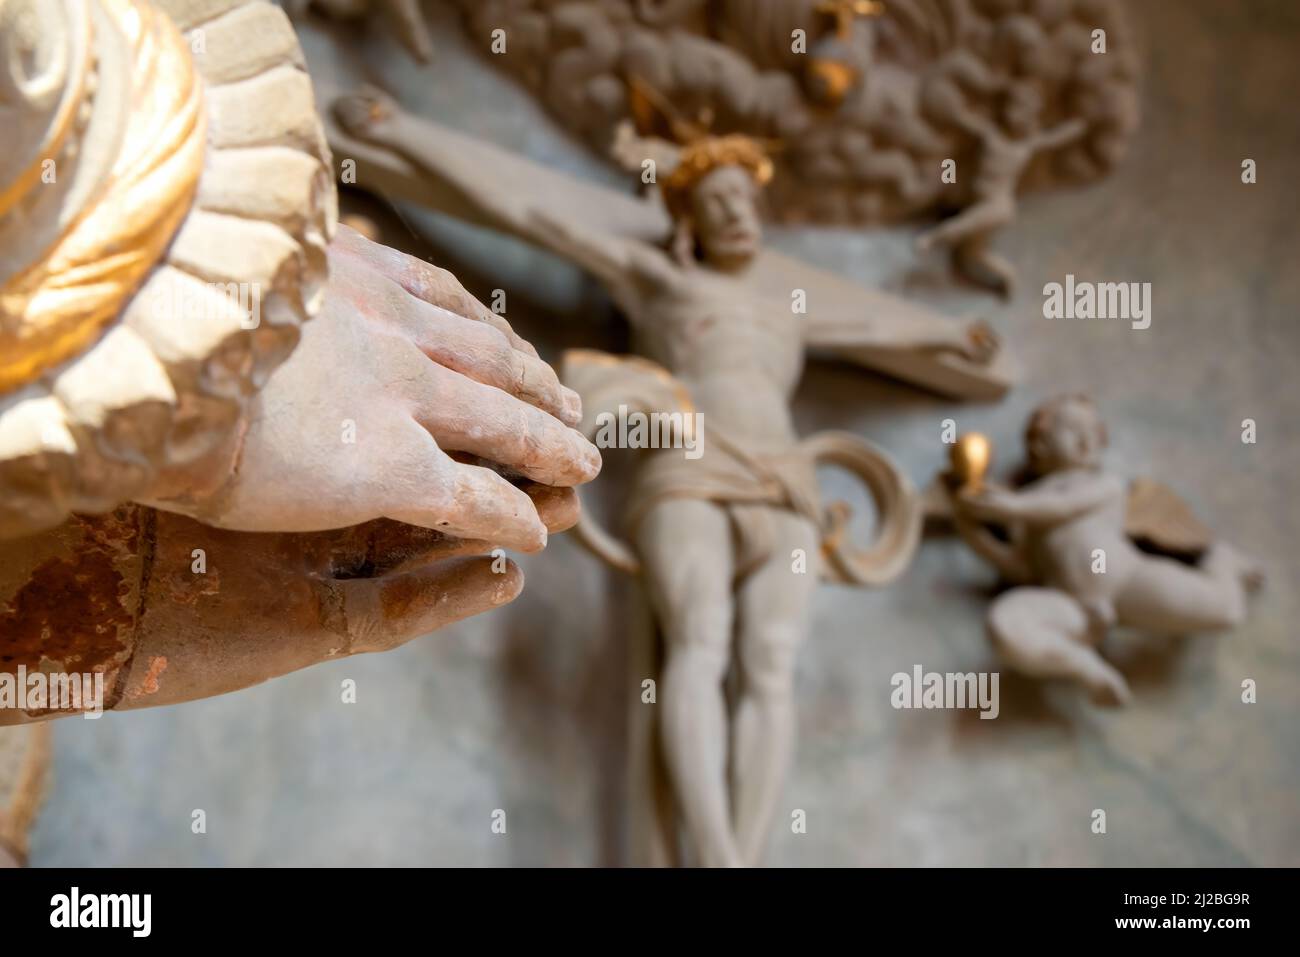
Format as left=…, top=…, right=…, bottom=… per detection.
left=626, top=434, right=824, bottom=582
left=562, top=348, right=921, bottom=588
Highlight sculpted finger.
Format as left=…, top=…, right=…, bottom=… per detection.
left=415, top=365, right=601, bottom=487
left=387, top=486, right=579, bottom=574
left=396, top=295, right=580, bottom=425
left=334, top=224, right=541, bottom=357
left=524, top=484, right=581, bottom=535
left=387, top=457, right=548, bottom=552
left=358, top=486, right=578, bottom=576
left=338, top=556, right=524, bottom=653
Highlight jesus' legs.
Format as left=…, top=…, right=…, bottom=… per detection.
left=731, top=509, right=820, bottom=866
left=637, top=497, right=742, bottom=867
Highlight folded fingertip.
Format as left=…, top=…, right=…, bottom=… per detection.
left=516, top=523, right=548, bottom=554
left=525, top=485, right=581, bottom=534
left=497, top=504, right=548, bottom=554
left=576, top=433, right=603, bottom=482
left=561, top=387, right=583, bottom=427
left=343, top=555, right=525, bottom=650
left=480, top=556, right=525, bottom=605
left=432, top=555, right=524, bottom=611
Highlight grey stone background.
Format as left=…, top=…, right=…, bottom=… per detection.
left=32, top=0, right=1299, bottom=865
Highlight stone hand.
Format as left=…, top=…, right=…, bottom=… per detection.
left=156, top=226, right=600, bottom=553
left=0, top=490, right=580, bottom=722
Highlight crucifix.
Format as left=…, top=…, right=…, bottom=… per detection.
left=326, top=83, right=1012, bottom=865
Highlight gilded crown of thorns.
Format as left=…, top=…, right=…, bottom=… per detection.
left=660, top=134, right=774, bottom=221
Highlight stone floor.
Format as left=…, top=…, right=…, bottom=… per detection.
left=30, top=0, right=1300, bottom=866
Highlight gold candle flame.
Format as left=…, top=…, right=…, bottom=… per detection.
left=949, top=432, right=991, bottom=490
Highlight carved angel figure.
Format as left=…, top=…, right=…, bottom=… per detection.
left=946, top=395, right=1264, bottom=705
left=915, top=81, right=1087, bottom=296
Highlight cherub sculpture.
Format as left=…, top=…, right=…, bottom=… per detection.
left=946, top=395, right=1264, bottom=705
left=916, top=82, right=1087, bottom=296
left=329, top=85, right=1011, bottom=866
